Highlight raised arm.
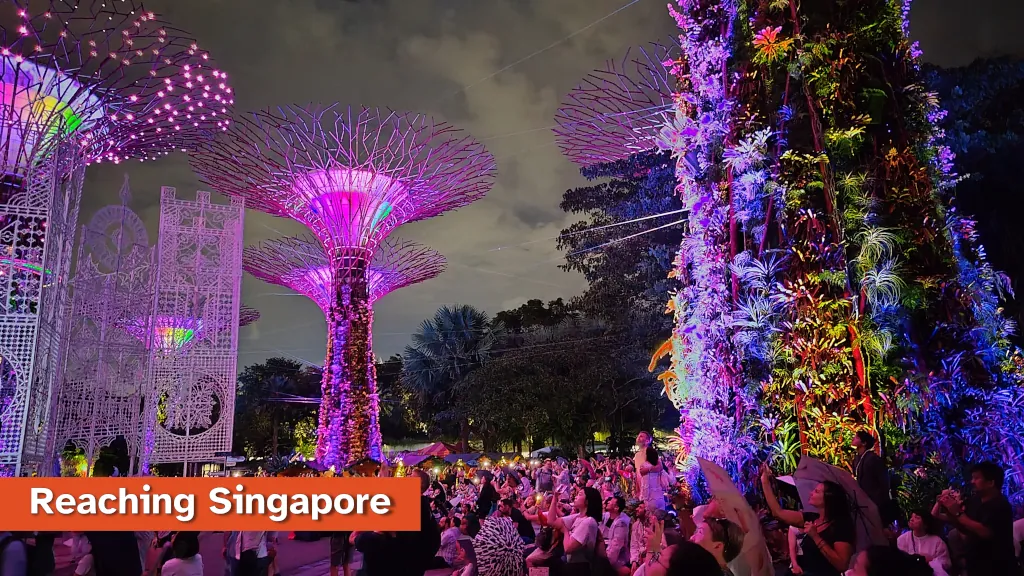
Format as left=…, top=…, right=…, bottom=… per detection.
left=760, top=464, right=804, bottom=527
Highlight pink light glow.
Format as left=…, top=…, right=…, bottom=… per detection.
left=0, top=0, right=236, bottom=170
left=292, top=168, right=409, bottom=250
left=190, top=105, right=495, bottom=255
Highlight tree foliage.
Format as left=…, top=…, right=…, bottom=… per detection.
left=234, top=358, right=320, bottom=458
left=457, top=317, right=670, bottom=455
left=401, top=305, right=506, bottom=448
left=558, top=150, right=682, bottom=323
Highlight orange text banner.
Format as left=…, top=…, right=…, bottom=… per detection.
left=1, top=477, right=421, bottom=531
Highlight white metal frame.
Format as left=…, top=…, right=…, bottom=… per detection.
left=51, top=176, right=154, bottom=475
left=0, top=137, right=84, bottom=477
left=140, top=187, right=243, bottom=473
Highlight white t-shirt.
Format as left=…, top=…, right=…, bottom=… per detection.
left=74, top=554, right=95, bottom=576
left=563, top=512, right=599, bottom=564
left=1013, top=517, right=1024, bottom=559
left=233, top=532, right=269, bottom=559
left=896, top=532, right=950, bottom=576
left=161, top=555, right=204, bottom=576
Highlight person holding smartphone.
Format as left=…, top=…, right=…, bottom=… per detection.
left=761, top=464, right=855, bottom=576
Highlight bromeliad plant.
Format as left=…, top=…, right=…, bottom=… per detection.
left=657, top=0, right=1024, bottom=498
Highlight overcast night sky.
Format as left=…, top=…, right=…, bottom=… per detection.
left=78, top=0, right=1024, bottom=369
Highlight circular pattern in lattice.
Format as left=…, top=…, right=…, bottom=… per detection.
left=84, top=204, right=149, bottom=272
left=159, top=374, right=221, bottom=437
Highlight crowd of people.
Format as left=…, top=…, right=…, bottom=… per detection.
left=345, top=430, right=1024, bottom=576
left=1, top=432, right=1024, bottom=576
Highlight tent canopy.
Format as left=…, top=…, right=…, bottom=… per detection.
left=413, top=441, right=458, bottom=458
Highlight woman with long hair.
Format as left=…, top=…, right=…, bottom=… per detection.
left=549, top=486, right=604, bottom=565
left=634, top=432, right=667, bottom=511
left=761, top=465, right=855, bottom=576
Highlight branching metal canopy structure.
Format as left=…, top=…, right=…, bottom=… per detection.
left=190, top=103, right=494, bottom=468
left=554, top=42, right=676, bottom=167
left=0, top=0, right=233, bottom=476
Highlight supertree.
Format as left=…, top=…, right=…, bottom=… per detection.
left=190, top=104, right=495, bottom=469
left=242, top=234, right=446, bottom=461
left=0, top=0, right=233, bottom=475
left=239, top=305, right=260, bottom=328
left=554, top=42, right=747, bottom=480
left=648, top=0, right=1024, bottom=499
left=554, top=43, right=675, bottom=167
left=120, top=303, right=255, bottom=353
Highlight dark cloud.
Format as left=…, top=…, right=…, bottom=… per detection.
left=78, top=0, right=1015, bottom=369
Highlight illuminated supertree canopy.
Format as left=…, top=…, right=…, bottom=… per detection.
left=120, top=314, right=203, bottom=353
left=0, top=0, right=234, bottom=172
left=190, top=103, right=495, bottom=469
left=242, top=234, right=447, bottom=313
left=238, top=305, right=260, bottom=327
left=243, top=234, right=446, bottom=461
left=554, top=42, right=676, bottom=167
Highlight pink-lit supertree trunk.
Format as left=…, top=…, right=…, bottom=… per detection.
left=191, top=105, right=494, bottom=469
left=0, top=0, right=233, bottom=476
left=242, top=234, right=445, bottom=461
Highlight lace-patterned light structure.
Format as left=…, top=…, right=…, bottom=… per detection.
left=242, top=234, right=446, bottom=461
left=52, top=176, right=154, bottom=476
left=190, top=103, right=495, bottom=469
left=554, top=42, right=676, bottom=167
left=136, top=187, right=243, bottom=475
left=0, top=0, right=234, bottom=476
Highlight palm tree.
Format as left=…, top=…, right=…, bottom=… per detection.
left=402, top=304, right=505, bottom=451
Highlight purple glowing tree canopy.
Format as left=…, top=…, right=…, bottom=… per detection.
left=190, top=103, right=493, bottom=469
left=554, top=42, right=677, bottom=167
left=0, top=0, right=234, bottom=172
left=120, top=314, right=203, bottom=352
left=242, top=234, right=447, bottom=314
left=189, top=103, right=495, bottom=257
left=238, top=305, right=260, bottom=327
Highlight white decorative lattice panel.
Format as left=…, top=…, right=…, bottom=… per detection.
left=141, top=188, right=243, bottom=469
left=0, top=141, right=83, bottom=477
left=51, top=177, right=154, bottom=475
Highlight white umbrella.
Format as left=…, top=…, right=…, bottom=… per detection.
left=791, top=457, right=887, bottom=551
left=698, top=458, right=773, bottom=576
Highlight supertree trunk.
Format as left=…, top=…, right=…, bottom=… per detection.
left=366, top=315, right=383, bottom=462
left=317, top=255, right=372, bottom=470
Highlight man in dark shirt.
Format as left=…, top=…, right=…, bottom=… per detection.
left=933, top=461, right=1016, bottom=576
left=498, top=497, right=536, bottom=544
left=852, top=430, right=894, bottom=523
